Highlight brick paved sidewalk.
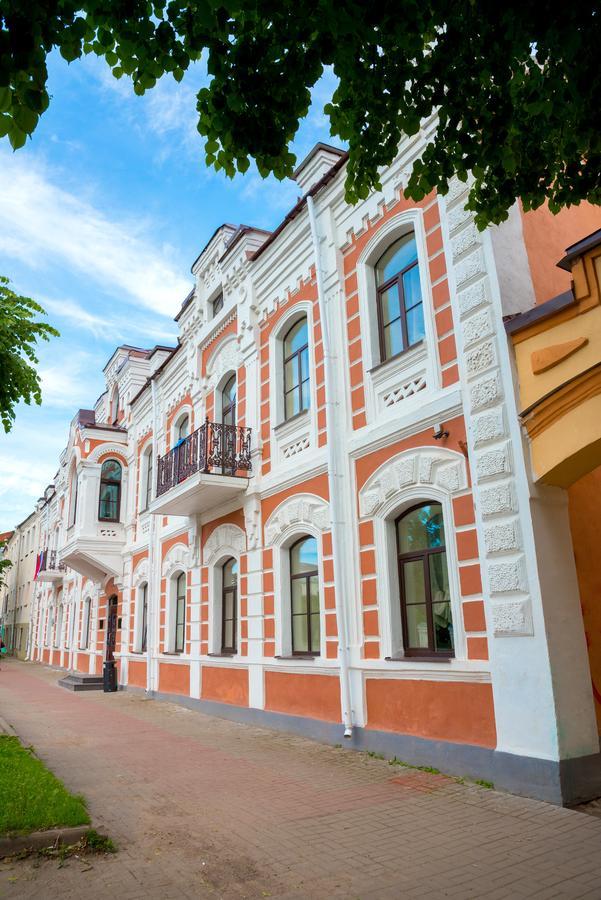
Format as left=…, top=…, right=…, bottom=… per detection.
left=1, top=659, right=601, bottom=899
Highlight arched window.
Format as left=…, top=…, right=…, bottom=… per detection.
left=375, top=232, right=424, bottom=362
left=283, top=318, right=310, bottom=420
left=221, top=558, right=238, bottom=654
left=98, top=459, right=122, bottom=522
left=177, top=415, right=189, bottom=442
left=141, top=447, right=153, bottom=510
left=290, top=536, right=320, bottom=655
left=174, top=573, right=186, bottom=653
left=55, top=604, right=63, bottom=648
left=81, top=598, right=91, bottom=650
left=396, top=502, right=453, bottom=657
left=111, top=386, right=120, bottom=424
left=140, top=583, right=148, bottom=652
left=68, top=465, right=78, bottom=528
left=221, top=375, right=236, bottom=427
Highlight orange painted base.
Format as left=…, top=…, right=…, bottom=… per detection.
left=264, top=671, right=341, bottom=723
left=366, top=679, right=497, bottom=748
left=158, top=662, right=190, bottom=695
left=202, top=666, right=248, bottom=706
left=128, top=659, right=147, bottom=689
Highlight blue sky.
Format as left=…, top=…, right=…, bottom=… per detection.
left=0, top=53, right=339, bottom=532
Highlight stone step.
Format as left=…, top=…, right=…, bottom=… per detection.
left=58, top=674, right=105, bottom=692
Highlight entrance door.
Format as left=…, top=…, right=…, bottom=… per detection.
left=105, top=595, right=118, bottom=663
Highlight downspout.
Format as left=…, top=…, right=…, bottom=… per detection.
left=307, top=194, right=353, bottom=738
left=147, top=379, right=159, bottom=693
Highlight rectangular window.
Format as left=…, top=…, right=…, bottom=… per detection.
left=212, top=293, right=224, bottom=317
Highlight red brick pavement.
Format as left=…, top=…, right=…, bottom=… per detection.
left=1, top=659, right=601, bottom=899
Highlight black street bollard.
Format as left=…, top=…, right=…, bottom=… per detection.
left=103, top=660, right=118, bottom=693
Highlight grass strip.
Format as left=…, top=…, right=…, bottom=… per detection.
left=0, top=735, right=90, bottom=836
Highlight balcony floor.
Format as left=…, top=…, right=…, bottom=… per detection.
left=150, top=471, right=249, bottom=517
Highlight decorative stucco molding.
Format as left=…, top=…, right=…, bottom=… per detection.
left=132, top=557, right=149, bottom=588
left=205, top=335, right=240, bottom=392
left=161, top=542, right=190, bottom=580
left=264, top=494, right=330, bottom=546
left=359, top=447, right=468, bottom=519
left=87, top=443, right=128, bottom=465
left=203, top=523, right=246, bottom=566
left=442, top=175, right=534, bottom=637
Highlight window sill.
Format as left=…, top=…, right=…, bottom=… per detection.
left=368, top=340, right=425, bottom=376
left=207, top=652, right=236, bottom=658
left=275, top=654, right=319, bottom=660
left=273, top=410, right=310, bottom=433
left=162, top=651, right=183, bottom=656
left=384, top=655, right=452, bottom=663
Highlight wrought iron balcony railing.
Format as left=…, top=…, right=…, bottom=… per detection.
left=156, top=419, right=252, bottom=498
left=39, top=549, right=66, bottom=573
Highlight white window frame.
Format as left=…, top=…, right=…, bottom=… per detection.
left=373, top=487, right=465, bottom=661
left=355, top=210, right=439, bottom=424
left=273, top=526, right=325, bottom=659
left=166, top=571, right=187, bottom=654
left=80, top=597, right=92, bottom=650
left=134, top=582, right=148, bottom=653
left=139, top=445, right=154, bottom=512
left=269, top=302, right=317, bottom=468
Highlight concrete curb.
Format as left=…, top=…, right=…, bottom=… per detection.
left=0, top=714, right=16, bottom=736
left=0, top=825, right=91, bottom=858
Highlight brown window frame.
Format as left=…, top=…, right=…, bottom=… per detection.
left=221, top=558, right=237, bottom=654
left=290, top=536, right=320, bottom=656
left=174, top=573, right=186, bottom=653
left=396, top=502, right=454, bottom=659
left=283, top=318, right=310, bottom=421
left=221, top=374, right=236, bottom=427
left=98, top=459, right=122, bottom=523
left=375, top=243, right=424, bottom=364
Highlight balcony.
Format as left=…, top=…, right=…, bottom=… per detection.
left=37, top=549, right=66, bottom=583
left=60, top=521, right=125, bottom=583
left=150, top=420, right=252, bottom=516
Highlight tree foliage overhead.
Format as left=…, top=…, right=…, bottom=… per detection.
left=1, top=2, right=600, bottom=227
left=0, top=277, right=59, bottom=433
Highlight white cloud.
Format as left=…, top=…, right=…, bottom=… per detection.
left=41, top=295, right=178, bottom=344
left=0, top=149, right=191, bottom=316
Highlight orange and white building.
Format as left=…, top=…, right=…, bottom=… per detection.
left=26, top=137, right=601, bottom=805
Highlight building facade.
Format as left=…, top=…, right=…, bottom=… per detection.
left=23, top=135, right=601, bottom=805
left=0, top=511, right=40, bottom=658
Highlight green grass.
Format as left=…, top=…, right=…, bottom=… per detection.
left=0, top=735, right=90, bottom=836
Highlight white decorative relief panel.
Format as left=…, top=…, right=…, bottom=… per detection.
left=282, top=436, right=310, bottom=458
left=382, top=374, right=426, bottom=408
left=264, top=494, right=330, bottom=546
left=203, top=523, right=246, bottom=565
left=359, top=447, right=467, bottom=518
left=443, top=176, right=533, bottom=637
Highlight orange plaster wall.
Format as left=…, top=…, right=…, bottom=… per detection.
left=366, top=679, right=497, bottom=748
left=158, top=662, right=190, bottom=695
left=202, top=666, right=249, bottom=706
left=264, top=671, right=341, bottom=723
left=568, top=463, right=601, bottom=734
left=75, top=654, right=89, bottom=674
left=128, top=659, right=147, bottom=689
left=520, top=202, right=601, bottom=306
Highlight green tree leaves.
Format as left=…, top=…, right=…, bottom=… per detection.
left=0, top=2, right=600, bottom=227
left=0, top=277, right=59, bottom=433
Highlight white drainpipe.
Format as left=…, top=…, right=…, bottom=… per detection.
left=307, top=194, right=353, bottom=738
left=147, top=379, right=159, bottom=694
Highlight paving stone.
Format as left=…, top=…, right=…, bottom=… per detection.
left=1, top=658, right=601, bottom=899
